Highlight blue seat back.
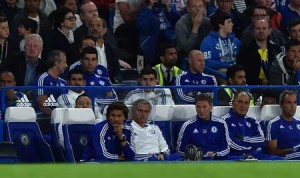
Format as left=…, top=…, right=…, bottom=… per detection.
left=63, top=108, right=95, bottom=162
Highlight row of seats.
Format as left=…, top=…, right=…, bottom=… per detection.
left=1, top=105, right=297, bottom=162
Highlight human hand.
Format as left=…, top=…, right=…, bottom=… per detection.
left=113, top=124, right=123, bottom=139
left=156, top=153, right=165, bottom=160
left=119, top=59, right=132, bottom=69
left=204, top=151, right=216, bottom=158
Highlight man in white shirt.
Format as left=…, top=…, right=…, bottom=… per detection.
left=124, top=68, right=175, bottom=105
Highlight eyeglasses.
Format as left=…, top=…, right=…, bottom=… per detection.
left=65, top=16, right=76, bottom=21
left=253, top=14, right=268, bottom=18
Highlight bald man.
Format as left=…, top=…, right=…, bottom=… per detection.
left=174, top=50, right=217, bottom=104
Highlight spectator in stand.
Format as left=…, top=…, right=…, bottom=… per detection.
left=175, top=50, right=217, bottom=104
left=44, top=7, right=77, bottom=66
left=213, top=0, right=249, bottom=39
left=81, top=101, right=135, bottom=161
left=60, top=0, right=83, bottom=30
left=2, top=34, right=47, bottom=86
left=153, top=43, right=184, bottom=86
left=243, top=0, right=282, bottom=30
left=33, top=50, right=68, bottom=117
left=0, top=13, right=17, bottom=71
left=175, top=0, right=212, bottom=67
left=11, top=0, right=50, bottom=40
left=88, top=17, right=120, bottom=83
left=91, top=0, right=115, bottom=25
left=136, top=0, right=180, bottom=67
left=16, top=0, right=57, bottom=16
left=177, top=94, right=230, bottom=160
left=270, top=39, right=300, bottom=85
left=240, top=5, right=285, bottom=47
left=266, top=90, right=300, bottom=160
left=124, top=68, right=175, bottom=105
left=200, top=12, right=240, bottom=74
left=0, top=0, right=21, bottom=27
left=260, top=91, right=278, bottom=108
left=287, top=18, right=300, bottom=42
left=237, top=19, right=281, bottom=85
left=17, top=18, right=38, bottom=51
left=279, top=0, right=300, bottom=34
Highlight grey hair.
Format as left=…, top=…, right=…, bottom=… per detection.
left=132, top=99, right=152, bottom=112
left=279, top=90, right=297, bottom=105
left=47, top=50, right=64, bottom=68
left=25, top=34, right=43, bottom=48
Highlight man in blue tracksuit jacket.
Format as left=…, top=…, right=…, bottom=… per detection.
left=81, top=102, right=135, bottom=162
left=221, top=90, right=282, bottom=160
left=176, top=93, right=229, bottom=160
left=175, top=50, right=217, bottom=104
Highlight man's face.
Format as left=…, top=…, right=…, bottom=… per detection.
left=254, top=20, right=270, bottom=42
left=68, top=73, right=85, bottom=93
left=139, top=74, right=157, bottom=92
left=133, top=103, right=151, bottom=126
left=189, top=51, right=205, bottom=73
left=229, top=70, right=246, bottom=85
left=252, top=8, right=269, bottom=23
left=56, top=53, right=68, bottom=75
left=108, top=109, right=126, bottom=126
left=0, top=21, right=9, bottom=39
left=289, top=24, right=300, bottom=42
left=216, top=0, right=233, bottom=14
left=63, top=0, right=77, bottom=13
left=0, top=73, right=16, bottom=87
left=286, top=45, right=300, bottom=71
left=220, top=18, right=233, bottom=34
left=261, top=96, right=277, bottom=107
left=81, top=2, right=99, bottom=24
left=232, top=92, right=250, bottom=116
left=161, top=47, right=177, bottom=68
left=75, top=96, right=92, bottom=108
left=24, top=38, right=42, bottom=60
left=80, top=39, right=96, bottom=53
left=188, top=0, right=205, bottom=17
left=89, top=18, right=106, bottom=37
left=195, top=100, right=212, bottom=121
left=281, top=94, right=297, bottom=118
left=25, top=0, right=40, bottom=13
left=81, top=53, right=98, bottom=74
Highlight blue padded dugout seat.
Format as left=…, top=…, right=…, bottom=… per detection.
left=51, top=108, right=67, bottom=162
left=4, top=107, right=55, bottom=163
left=63, top=108, right=95, bottom=162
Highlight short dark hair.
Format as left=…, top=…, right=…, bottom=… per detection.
left=251, top=5, right=269, bottom=17
left=279, top=90, right=297, bottom=105
left=47, top=50, right=64, bottom=68
left=210, top=12, right=231, bottom=31
left=81, top=46, right=98, bottom=59
left=139, top=68, right=157, bottom=79
left=68, top=69, right=84, bottom=81
left=0, top=12, right=7, bottom=23
left=52, top=7, right=74, bottom=28
left=195, top=93, right=213, bottom=105
left=75, top=93, right=91, bottom=104
left=19, top=18, right=38, bottom=34
left=106, top=101, right=129, bottom=120
left=285, top=39, right=300, bottom=51
left=158, top=43, right=176, bottom=57
left=288, top=17, right=300, bottom=31
left=80, top=34, right=96, bottom=48
left=226, top=64, right=245, bottom=83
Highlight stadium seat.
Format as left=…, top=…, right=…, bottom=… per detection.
left=0, top=142, right=19, bottom=163
left=116, top=68, right=139, bottom=84
left=4, top=107, right=55, bottom=163
left=212, top=106, right=231, bottom=117
left=63, top=108, right=95, bottom=162
left=51, top=108, right=67, bottom=162
left=247, top=106, right=262, bottom=120
left=260, top=105, right=280, bottom=121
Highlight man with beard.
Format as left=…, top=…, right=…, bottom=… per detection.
left=153, top=43, right=184, bottom=86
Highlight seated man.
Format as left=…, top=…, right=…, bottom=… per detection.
left=221, top=90, right=282, bottom=160
left=130, top=99, right=180, bottom=161
left=176, top=94, right=229, bottom=160
left=175, top=50, right=217, bottom=104
left=267, top=90, right=300, bottom=160
left=124, top=68, right=175, bottom=105
left=33, top=50, right=68, bottom=117
left=82, top=102, right=135, bottom=162
left=0, top=71, right=30, bottom=108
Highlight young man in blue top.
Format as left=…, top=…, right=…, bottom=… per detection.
left=81, top=101, right=135, bottom=162
left=175, top=50, right=217, bottom=104
left=267, top=90, right=300, bottom=160
left=177, top=93, right=230, bottom=160
left=222, top=90, right=282, bottom=160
